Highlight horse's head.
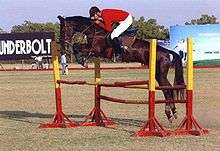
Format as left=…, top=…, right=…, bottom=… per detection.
left=58, top=15, right=96, bottom=67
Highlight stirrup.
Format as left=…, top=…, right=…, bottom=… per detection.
left=115, top=54, right=122, bottom=62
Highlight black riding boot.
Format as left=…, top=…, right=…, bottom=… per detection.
left=73, top=45, right=85, bottom=66
left=112, top=37, right=124, bottom=62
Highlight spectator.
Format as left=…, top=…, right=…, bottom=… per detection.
left=61, top=52, right=68, bottom=75
left=34, top=56, right=43, bottom=69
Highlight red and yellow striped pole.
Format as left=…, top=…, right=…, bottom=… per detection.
left=148, top=39, right=157, bottom=130
left=94, top=58, right=102, bottom=125
left=51, top=41, right=62, bottom=120
left=186, top=37, right=193, bottom=130
left=135, top=39, right=167, bottom=137
left=175, top=37, right=208, bottom=135
left=40, top=39, right=78, bottom=128
left=81, top=57, right=114, bottom=127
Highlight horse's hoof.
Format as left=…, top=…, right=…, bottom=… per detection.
left=168, top=116, right=175, bottom=123
left=82, top=63, right=88, bottom=68
left=173, top=112, right=178, bottom=119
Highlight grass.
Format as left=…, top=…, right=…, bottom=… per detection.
left=0, top=67, right=220, bottom=151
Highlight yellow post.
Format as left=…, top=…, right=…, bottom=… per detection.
left=135, top=39, right=167, bottom=136
left=149, top=39, right=157, bottom=91
left=185, top=37, right=194, bottom=130
left=40, top=35, right=78, bottom=128
left=94, top=57, right=102, bottom=125
left=187, top=38, right=193, bottom=90
left=52, top=41, right=61, bottom=88
left=94, top=58, right=102, bottom=84
left=148, top=39, right=157, bottom=130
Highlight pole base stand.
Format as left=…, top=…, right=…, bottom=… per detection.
left=171, top=116, right=209, bottom=136
left=134, top=117, right=169, bottom=137
left=80, top=107, right=115, bottom=127
left=39, top=111, right=78, bottom=128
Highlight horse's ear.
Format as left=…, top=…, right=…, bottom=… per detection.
left=57, top=15, right=65, bottom=21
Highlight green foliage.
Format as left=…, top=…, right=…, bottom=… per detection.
left=11, top=21, right=60, bottom=41
left=0, top=27, right=6, bottom=33
left=133, top=16, right=169, bottom=40
left=185, top=14, right=219, bottom=25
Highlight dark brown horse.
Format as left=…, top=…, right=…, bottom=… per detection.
left=58, top=15, right=185, bottom=122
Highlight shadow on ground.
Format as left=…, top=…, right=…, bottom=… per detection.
left=0, top=110, right=144, bottom=127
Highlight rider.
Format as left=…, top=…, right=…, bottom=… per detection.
left=89, top=6, right=133, bottom=61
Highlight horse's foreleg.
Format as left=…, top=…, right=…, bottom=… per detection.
left=156, top=58, right=177, bottom=122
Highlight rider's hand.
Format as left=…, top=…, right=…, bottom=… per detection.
left=95, top=20, right=101, bottom=24
left=91, top=16, right=95, bottom=20
left=97, top=17, right=103, bottom=21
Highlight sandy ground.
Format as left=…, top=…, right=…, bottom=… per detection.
left=0, top=65, right=220, bottom=151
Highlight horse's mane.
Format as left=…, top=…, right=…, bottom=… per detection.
left=65, top=16, right=92, bottom=26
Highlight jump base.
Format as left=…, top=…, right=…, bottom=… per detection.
left=80, top=107, right=115, bottom=127
left=39, top=111, right=78, bottom=128
left=134, top=117, right=169, bottom=137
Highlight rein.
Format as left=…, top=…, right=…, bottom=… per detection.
left=80, top=22, right=95, bottom=34
left=60, top=19, right=107, bottom=67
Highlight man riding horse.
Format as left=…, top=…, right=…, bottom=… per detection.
left=89, top=6, right=133, bottom=61
left=58, top=11, right=185, bottom=122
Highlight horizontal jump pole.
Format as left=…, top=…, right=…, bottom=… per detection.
left=56, top=81, right=149, bottom=89
left=100, top=95, right=147, bottom=104
left=57, top=80, right=185, bottom=90
left=156, top=85, right=186, bottom=90
left=154, top=100, right=186, bottom=104
left=100, top=83, right=185, bottom=90
left=114, top=80, right=149, bottom=86
left=100, top=95, right=186, bottom=104
left=57, top=80, right=87, bottom=85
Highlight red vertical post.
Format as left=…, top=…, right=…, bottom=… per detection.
left=39, top=39, right=78, bottom=128
left=186, top=90, right=193, bottom=130
left=135, top=39, right=168, bottom=137
left=174, top=37, right=208, bottom=136
left=94, top=83, right=102, bottom=125
left=55, top=87, right=62, bottom=122
left=148, top=91, right=155, bottom=131
left=81, top=58, right=114, bottom=127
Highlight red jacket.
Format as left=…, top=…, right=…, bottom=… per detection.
left=98, top=9, right=129, bottom=32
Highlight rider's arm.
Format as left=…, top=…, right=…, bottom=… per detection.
left=96, top=22, right=107, bottom=31
left=96, top=21, right=112, bottom=32
left=103, top=20, right=112, bottom=32
left=100, top=10, right=113, bottom=32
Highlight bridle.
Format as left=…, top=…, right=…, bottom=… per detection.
left=61, top=19, right=105, bottom=67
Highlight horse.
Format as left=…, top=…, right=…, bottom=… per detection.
left=57, top=15, right=185, bottom=122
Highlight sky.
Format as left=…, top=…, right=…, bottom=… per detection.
left=0, top=0, right=220, bottom=32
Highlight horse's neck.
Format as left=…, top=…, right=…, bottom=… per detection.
left=121, top=35, right=137, bottom=48
left=94, top=25, right=107, bottom=36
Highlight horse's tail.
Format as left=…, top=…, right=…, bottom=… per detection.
left=169, top=50, right=185, bottom=100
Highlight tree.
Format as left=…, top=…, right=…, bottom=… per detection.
left=11, top=21, right=60, bottom=41
left=0, top=27, right=6, bottom=33
left=185, top=14, right=219, bottom=25
left=133, top=16, right=169, bottom=40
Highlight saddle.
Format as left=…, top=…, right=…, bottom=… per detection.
left=105, top=26, right=138, bottom=49
left=122, top=26, right=138, bottom=37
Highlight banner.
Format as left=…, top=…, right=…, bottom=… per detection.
left=170, top=24, right=220, bottom=62
left=0, top=32, right=54, bottom=60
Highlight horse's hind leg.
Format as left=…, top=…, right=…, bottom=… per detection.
left=156, top=57, right=176, bottom=122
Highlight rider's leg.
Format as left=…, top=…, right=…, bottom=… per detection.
left=72, top=45, right=85, bottom=66
left=61, top=63, right=65, bottom=75
left=111, top=14, right=133, bottom=39
left=111, top=14, right=133, bottom=58
left=112, top=37, right=123, bottom=54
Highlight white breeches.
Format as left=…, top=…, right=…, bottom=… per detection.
left=110, top=14, right=133, bottom=39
